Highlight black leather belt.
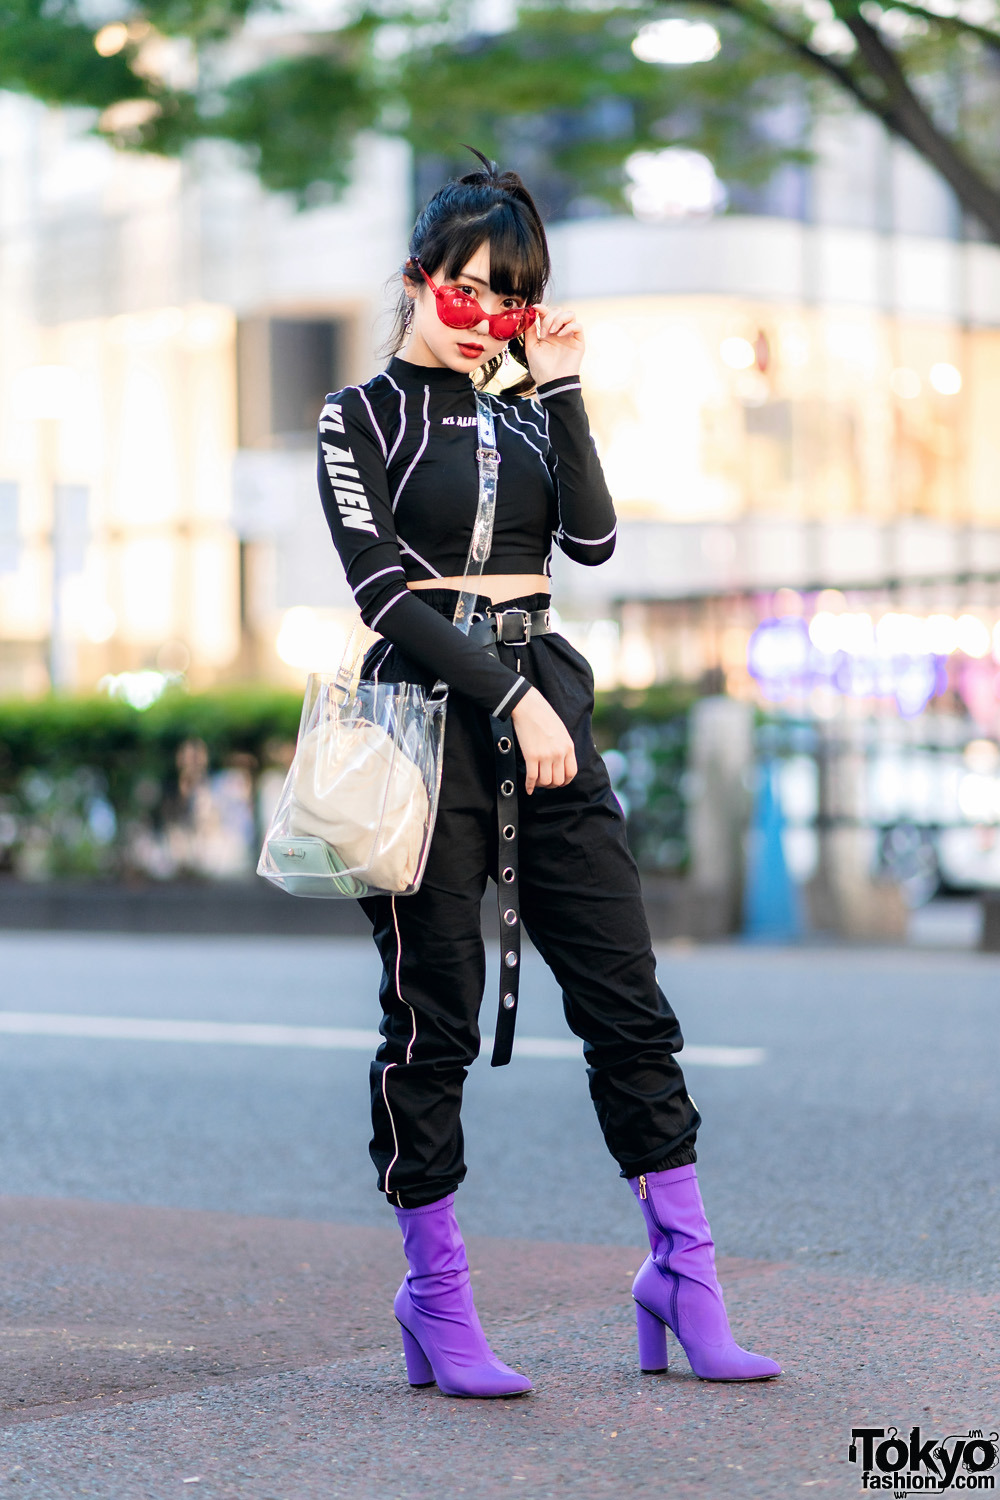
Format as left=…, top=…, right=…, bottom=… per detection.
left=466, top=606, right=554, bottom=655
left=468, top=606, right=553, bottom=1067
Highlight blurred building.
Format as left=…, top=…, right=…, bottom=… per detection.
left=0, top=93, right=408, bottom=697
left=550, top=114, right=1000, bottom=733
left=2, top=88, right=1000, bottom=743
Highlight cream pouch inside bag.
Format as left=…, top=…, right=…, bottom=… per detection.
left=286, top=717, right=429, bottom=893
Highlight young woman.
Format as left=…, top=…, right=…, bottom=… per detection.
left=317, top=150, right=780, bottom=1398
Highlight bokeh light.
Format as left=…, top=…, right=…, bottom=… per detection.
left=631, top=18, right=721, bottom=65
left=94, top=23, right=129, bottom=56
left=624, top=149, right=726, bottom=220
left=720, top=337, right=756, bottom=370
left=929, top=362, right=962, bottom=395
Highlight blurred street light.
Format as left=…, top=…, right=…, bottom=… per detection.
left=625, top=148, right=726, bottom=220
left=94, top=23, right=128, bottom=56
left=929, top=361, right=962, bottom=394
left=721, top=336, right=756, bottom=369
left=631, top=18, right=721, bottom=65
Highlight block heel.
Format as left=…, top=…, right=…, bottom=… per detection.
left=391, top=1195, right=533, bottom=1398
left=635, top=1299, right=669, bottom=1372
left=628, top=1168, right=782, bottom=1381
left=398, top=1321, right=435, bottom=1386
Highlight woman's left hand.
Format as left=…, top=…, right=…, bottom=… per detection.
left=522, top=303, right=584, bottom=385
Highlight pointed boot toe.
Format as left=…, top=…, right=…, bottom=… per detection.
left=391, top=1197, right=533, bottom=1399
left=395, top=1281, right=532, bottom=1397
left=628, top=1168, right=782, bottom=1383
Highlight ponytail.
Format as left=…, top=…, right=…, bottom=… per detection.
left=382, top=145, right=550, bottom=397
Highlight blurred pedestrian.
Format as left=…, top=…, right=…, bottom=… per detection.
left=317, top=148, right=780, bottom=1397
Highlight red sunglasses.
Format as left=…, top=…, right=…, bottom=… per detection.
left=411, top=260, right=537, bottom=342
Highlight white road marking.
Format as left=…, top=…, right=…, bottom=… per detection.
left=0, top=1012, right=765, bottom=1066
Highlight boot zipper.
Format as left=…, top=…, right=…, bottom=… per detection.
left=638, top=1178, right=679, bottom=1334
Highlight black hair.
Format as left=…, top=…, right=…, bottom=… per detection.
left=383, top=146, right=550, bottom=397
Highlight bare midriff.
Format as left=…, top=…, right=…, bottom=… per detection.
left=407, top=574, right=550, bottom=605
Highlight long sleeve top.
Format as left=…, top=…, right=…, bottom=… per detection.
left=317, top=354, right=617, bottom=720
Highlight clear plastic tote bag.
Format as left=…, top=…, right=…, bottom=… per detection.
left=256, top=391, right=500, bottom=899
left=257, top=624, right=447, bottom=898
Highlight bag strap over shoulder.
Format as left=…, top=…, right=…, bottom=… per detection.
left=429, top=391, right=499, bottom=696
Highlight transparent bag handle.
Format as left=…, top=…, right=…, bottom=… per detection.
left=339, top=390, right=499, bottom=704
left=334, top=618, right=374, bottom=703
left=428, top=391, right=500, bottom=697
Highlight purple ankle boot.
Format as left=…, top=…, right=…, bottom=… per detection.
left=628, top=1164, right=781, bottom=1381
left=392, top=1194, right=533, bottom=1398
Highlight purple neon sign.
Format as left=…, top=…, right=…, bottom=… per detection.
left=747, top=616, right=948, bottom=717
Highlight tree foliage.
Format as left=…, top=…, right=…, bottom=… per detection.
left=2, top=0, right=1000, bottom=238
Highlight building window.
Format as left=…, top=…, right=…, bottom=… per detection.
left=237, top=317, right=345, bottom=449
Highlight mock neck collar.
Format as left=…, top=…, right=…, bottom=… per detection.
left=385, top=355, right=477, bottom=393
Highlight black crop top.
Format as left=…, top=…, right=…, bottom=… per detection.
left=317, top=354, right=617, bottom=720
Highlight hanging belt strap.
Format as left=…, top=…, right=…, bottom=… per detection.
left=487, top=673, right=522, bottom=1067
left=435, top=392, right=552, bottom=1068
left=467, top=606, right=553, bottom=1068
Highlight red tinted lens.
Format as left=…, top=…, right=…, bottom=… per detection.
left=435, top=288, right=482, bottom=330
left=491, top=305, right=535, bottom=340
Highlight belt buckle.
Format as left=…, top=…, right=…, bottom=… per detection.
left=496, top=608, right=531, bottom=647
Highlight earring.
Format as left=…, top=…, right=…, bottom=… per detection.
left=502, top=346, right=510, bottom=368
left=404, top=300, right=414, bottom=331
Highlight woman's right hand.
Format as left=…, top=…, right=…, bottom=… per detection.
left=509, top=686, right=577, bottom=794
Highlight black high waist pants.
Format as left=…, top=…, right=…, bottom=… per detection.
left=359, top=591, right=701, bottom=1209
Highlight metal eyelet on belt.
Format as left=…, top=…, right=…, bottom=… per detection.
left=500, top=780, right=515, bottom=797
left=501, top=867, right=515, bottom=883
left=502, top=993, right=516, bottom=1010
left=502, top=823, right=515, bottom=840
left=497, top=736, right=512, bottom=753
left=503, top=908, right=517, bottom=926
left=504, top=951, right=518, bottom=968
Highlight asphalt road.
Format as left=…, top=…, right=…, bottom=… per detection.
left=0, top=931, right=997, bottom=1498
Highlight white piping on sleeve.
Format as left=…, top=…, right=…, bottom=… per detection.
left=551, top=451, right=563, bottom=533
left=392, top=385, right=430, bottom=512
left=536, top=381, right=582, bottom=400
left=369, top=591, right=409, bottom=630
left=493, top=676, right=527, bottom=718
left=352, top=564, right=406, bottom=595
left=556, top=523, right=618, bottom=546
left=356, top=387, right=388, bottom=458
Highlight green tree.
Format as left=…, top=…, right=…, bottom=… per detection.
left=2, top=0, right=1000, bottom=238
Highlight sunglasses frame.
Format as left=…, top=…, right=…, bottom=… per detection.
left=410, top=259, right=537, bottom=343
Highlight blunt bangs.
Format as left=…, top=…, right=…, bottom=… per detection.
left=386, top=154, right=550, bottom=394
left=439, top=205, right=548, bottom=306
